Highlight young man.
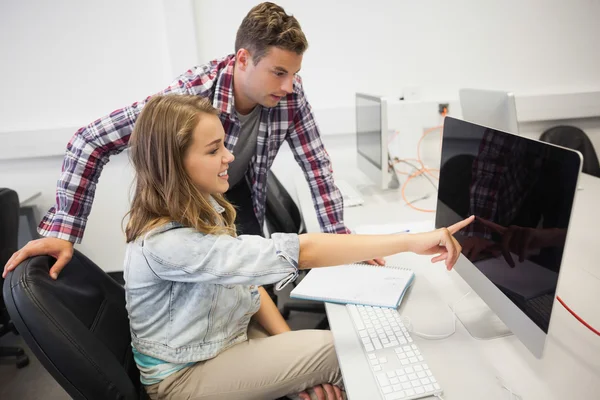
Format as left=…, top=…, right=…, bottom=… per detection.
left=4, top=2, right=383, bottom=279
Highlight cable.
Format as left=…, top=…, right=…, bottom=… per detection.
left=435, top=394, right=445, bottom=400
left=401, top=291, right=472, bottom=340
left=496, top=376, right=523, bottom=400
left=556, top=295, right=600, bottom=336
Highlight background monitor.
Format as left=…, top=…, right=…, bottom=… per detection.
left=355, top=93, right=397, bottom=190
left=459, top=88, right=520, bottom=134
left=436, top=116, right=582, bottom=358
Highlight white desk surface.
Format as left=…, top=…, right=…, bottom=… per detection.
left=293, top=167, right=600, bottom=400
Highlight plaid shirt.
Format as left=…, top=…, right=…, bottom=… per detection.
left=467, top=129, right=543, bottom=238
left=39, top=55, right=349, bottom=243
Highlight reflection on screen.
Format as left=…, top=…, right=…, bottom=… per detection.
left=356, top=96, right=382, bottom=169
left=436, top=119, right=580, bottom=333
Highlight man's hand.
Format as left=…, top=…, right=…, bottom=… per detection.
left=3, top=237, right=74, bottom=279
left=298, top=383, right=343, bottom=400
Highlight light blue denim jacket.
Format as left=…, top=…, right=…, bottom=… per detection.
left=123, top=212, right=300, bottom=363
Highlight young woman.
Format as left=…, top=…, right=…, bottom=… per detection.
left=123, top=94, right=473, bottom=400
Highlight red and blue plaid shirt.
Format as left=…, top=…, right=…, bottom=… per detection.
left=39, top=54, right=349, bottom=243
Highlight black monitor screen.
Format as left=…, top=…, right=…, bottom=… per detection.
left=435, top=117, right=581, bottom=333
left=356, top=95, right=382, bottom=169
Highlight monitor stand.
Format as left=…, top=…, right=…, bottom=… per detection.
left=453, top=291, right=513, bottom=339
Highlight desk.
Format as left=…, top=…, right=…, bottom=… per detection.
left=294, top=168, right=600, bottom=400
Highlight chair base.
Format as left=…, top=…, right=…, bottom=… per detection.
left=0, top=346, right=30, bottom=368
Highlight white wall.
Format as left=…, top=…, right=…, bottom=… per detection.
left=0, top=0, right=197, bottom=271
left=194, top=0, right=600, bottom=134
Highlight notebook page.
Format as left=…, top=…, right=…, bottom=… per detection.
left=290, top=264, right=414, bottom=308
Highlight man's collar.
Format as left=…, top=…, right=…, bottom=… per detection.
left=212, top=55, right=236, bottom=118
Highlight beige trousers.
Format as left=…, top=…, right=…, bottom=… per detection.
left=145, top=322, right=344, bottom=400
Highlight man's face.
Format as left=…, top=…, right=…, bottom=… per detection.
left=239, top=47, right=303, bottom=108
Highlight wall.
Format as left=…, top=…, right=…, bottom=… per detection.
left=194, top=0, right=600, bottom=135
left=0, top=0, right=197, bottom=271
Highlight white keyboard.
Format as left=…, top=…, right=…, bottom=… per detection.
left=347, top=304, right=443, bottom=400
left=336, top=180, right=364, bottom=207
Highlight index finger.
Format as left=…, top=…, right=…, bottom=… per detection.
left=3, top=249, right=31, bottom=277
left=447, top=215, right=475, bottom=234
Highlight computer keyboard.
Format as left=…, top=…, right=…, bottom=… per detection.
left=336, top=180, right=364, bottom=207
left=347, top=304, right=443, bottom=400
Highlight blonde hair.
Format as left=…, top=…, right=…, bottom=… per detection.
left=125, top=95, right=236, bottom=243
left=235, top=2, right=308, bottom=64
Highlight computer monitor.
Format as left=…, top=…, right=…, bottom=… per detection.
left=436, top=116, right=582, bottom=358
left=459, top=88, right=520, bottom=134
left=355, top=93, right=397, bottom=190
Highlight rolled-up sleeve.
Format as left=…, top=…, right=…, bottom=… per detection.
left=143, top=228, right=299, bottom=289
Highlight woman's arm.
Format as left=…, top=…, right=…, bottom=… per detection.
left=252, top=286, right=291, bottom=335
left=298, top=215, right=475, bottom=271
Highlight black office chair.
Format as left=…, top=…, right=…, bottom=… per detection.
left=0, top=188, right=29, bottom=368
left=540, top=125, right=600, bottom=178
left=3, top=250, right=147, bottom=400
left=265, top=171, right=329, bottom=330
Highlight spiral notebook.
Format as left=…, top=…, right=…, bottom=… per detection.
left=290, top=264, right=415, bottom=308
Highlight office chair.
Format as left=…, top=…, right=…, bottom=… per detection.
left=265, top=171, right=329, bottom=330
left=2, top=250, right=147, bottom=400
left=540, top=125, right=600, bottom=178
left=0, top=188, right=29, bottom=368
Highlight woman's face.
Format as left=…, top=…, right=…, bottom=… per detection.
left=183, top=113, right=234, bottom=197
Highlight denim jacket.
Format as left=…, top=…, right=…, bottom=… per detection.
left=123, top=216, right=300, bottom=364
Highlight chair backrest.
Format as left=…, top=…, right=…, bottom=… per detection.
left=265, top=170, right=306, bottom=235
left=0, top=188, right=19, bottom=270
left=0, top=188, right=19, bottom=319
left=540, top=125, right=600, bottom=178
left=2, top=250, right=144, bottom=400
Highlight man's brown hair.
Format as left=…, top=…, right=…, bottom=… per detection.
left=235, top=2, right=308, bottom=64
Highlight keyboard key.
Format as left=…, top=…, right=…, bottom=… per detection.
left=405, top=389, right=415, bottom=396
left=405, top=367, right=414, bottom=374
left=424, top=384, right=434, bottom=392
left=365, top=344, right=374, bottom=352
left=368, top=354, right=376, bottom=360
left=373, top=365, right=382, bottom=371
left=409, top=357, right=418, bottom=363
left=385, top=392, right=406, bottom=400
left=421, top=378, right=430, bottom=385
left=386, top=371, right=396, bottom=378
left=379, top=357, right=388, bottom=363
left=408, top=373, right=417, bottom=381
left=414, top=365, right=423, bottom=372
left=395, top=369, right=405, bottom=376
left=402, top=382, right=412, bottom=390
left=382, top=386, right=393, bottom=394
left=415, top=387, right=425, bottom=395
left=370, top=359, right=379, bottom=366
left=376, top=373, right=390, bottom=387
left=417, top=371, right=426, bottom=379
left=392, top=384, right=402, bottom=391
left=390, top=378, right=399, bottom=385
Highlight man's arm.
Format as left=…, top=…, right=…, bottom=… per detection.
left=285, top=79, right=350, bottom=235
left=4, top=64, right=220, bottom=279
left=40, top=69, right=213, bottom=243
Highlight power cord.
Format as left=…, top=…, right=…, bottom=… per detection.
left=496, top=376, right=523, bottom=400
left=401, top=291, right=472, bottom=340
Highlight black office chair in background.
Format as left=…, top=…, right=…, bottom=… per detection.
left=0, top=188, right=29, bottom=368
left=540, top=125, right=600, bottom=178
left=3, top=250, right=147, bottom=399
left=265, top=171, right=329, bottom=330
